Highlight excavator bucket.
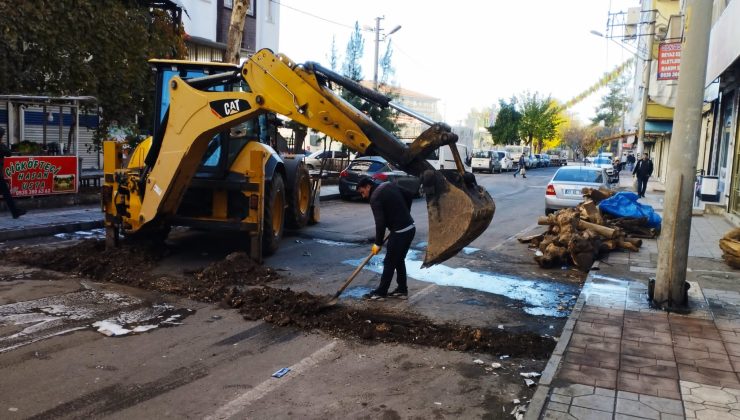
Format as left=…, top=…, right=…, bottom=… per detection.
left=423, top=170, right=495, bottom=267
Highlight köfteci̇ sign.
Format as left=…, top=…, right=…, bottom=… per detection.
left=657, top=42, right=681, bottom=81
left=3, top=156, right=78, bottom=196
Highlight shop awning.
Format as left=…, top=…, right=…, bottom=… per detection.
left=645, top=120, right=673, bottom=133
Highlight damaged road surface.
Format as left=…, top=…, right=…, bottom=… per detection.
left=0, top=238, right=557, bottom=419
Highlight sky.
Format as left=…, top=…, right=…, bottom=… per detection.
left=276, top=0, right=639, bottom=125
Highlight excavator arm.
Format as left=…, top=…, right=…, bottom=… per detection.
left=118, top=49, right=494, bottom=266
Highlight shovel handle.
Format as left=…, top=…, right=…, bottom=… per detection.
left=333, top=251, right=375, bottom=298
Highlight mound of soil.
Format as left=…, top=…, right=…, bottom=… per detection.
left=233, top=286, right=554, bottom=358
left=3, top=240, right=555, bottom=358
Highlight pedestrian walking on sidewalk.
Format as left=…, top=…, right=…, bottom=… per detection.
left=632, top=153, right=653, bottom=198
left=356, top=177, right=415, bottom=301
left=0, top=128, right=25, bottom=219
left=513, top=154, right=527, bottom=178
left=627, top=153, right=636, bottom=172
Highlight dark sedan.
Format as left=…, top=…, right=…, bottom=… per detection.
left=338, top=156, right=422, bottom=200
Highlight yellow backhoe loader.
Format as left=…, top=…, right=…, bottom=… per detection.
left=102, top=49, right=494, bottom=267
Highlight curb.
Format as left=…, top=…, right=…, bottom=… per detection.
left=0, top=220, right=103, bottom=242
left=523, top=261, right=598, bottom=420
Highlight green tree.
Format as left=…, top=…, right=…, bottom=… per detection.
left=591, top=74, right=630, bottom=134
left=341, top=22, right=364, bottom=81
left=328, top=36, right=340, bottom=71
left=518, top=92, right=560, bottom=153
left=379, top=39, right=395, bottom=85
left=338, top=22, right=400, bottom=135
left=0, top=1, right=186, bottom=142
left=487, top=99, right=521, bottom=145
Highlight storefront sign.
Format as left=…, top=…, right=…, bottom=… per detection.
left=657, top=42, right=682, bottom=81
left=3, top=156, right=78, bottom=196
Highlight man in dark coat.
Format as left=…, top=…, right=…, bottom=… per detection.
left=0, top=127, right=25, bottom=218
left=632, top=153, right=654, bottom=198
left=356, top=177, right=416, bottom=300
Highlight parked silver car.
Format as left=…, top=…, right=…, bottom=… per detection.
left=544, top=166, right=611, bottom=214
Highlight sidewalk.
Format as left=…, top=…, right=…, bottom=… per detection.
left=0, top=185, right=342, bottom=242
left=527, top=177, right=740, bottom=419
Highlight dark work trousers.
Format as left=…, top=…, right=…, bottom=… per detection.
left=377, top=227, right=416, bottom=294
left=636, top=176, right=649, bottom=197
left=0, top=178, right=19, bottom=216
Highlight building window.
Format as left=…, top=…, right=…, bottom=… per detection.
left=224, top=0, right=232, bottom=8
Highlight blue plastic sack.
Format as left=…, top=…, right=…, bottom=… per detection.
left=597, top=191, right=662, bottom=229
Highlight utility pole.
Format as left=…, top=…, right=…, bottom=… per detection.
left=653, top=0, right=713, bottom=310
left=636, top=7, right=656, bottom=157
left=373, top=16, right=382, bottom=90
left=371, top=16, right=401, bottom=90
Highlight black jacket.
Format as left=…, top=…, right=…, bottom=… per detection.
left=369, top=182, right=414, bottom=246
left=0, top=142, right=11, bottom=165
left=633, top=159, right=653, bottom=178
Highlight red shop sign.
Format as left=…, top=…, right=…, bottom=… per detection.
left=3, top=156, right=78, bottom=197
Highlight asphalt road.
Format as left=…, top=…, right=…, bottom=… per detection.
left=0, top=164, right=584, bottom=419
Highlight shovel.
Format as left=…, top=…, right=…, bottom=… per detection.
left=324, top=235, right=388, bottom=307
left=324, top=251, right=375, bottom=307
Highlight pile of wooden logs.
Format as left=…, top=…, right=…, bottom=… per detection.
left=519, top=187, right=648, bottom=271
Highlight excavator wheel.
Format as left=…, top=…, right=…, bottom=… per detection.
left=263, top=174, right=286, bottom=256
left=285, top=164, right=311, bottom=229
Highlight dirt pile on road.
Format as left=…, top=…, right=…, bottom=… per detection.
left=233, top=286, right=555, bottom=358
left=4, top=240, right=555, bottom=358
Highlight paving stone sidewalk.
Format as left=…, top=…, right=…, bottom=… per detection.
left=527, top=180, right=740, bottom=419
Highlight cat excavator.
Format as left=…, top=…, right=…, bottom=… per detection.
left=102, top=49, right=494, bottom=267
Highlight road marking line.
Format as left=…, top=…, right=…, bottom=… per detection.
left=204, top=341, right=338, bottom=420
left=408, top=284, right=437, bottom=304
left=491, top=223, right=539, bottom=252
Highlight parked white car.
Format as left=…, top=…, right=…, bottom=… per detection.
left=545, top=166, right=612, bottom=214
left=494, top=150, right=514, bottom=171
left=303, top=150, right=350, bottom=170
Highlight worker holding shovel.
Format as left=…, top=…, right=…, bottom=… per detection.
left=356, top=177, right=416, bottom=301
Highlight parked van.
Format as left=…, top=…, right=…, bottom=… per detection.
left=471, top=150, right=502, bottom=173
left=423, top=143, right=472, bottom=171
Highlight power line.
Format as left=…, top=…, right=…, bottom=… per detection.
left=270, top=0, right=355, bottom=30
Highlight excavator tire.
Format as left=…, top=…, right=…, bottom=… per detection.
left=285, top=164, right=311, bottom=229
left=263, top=174, right=286, bottom=256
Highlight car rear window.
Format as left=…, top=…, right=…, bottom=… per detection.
left=554, top=169, right=603, bottom=183
left=496, top=152, right=506, bottom=159
left=593, top=157, right=611, bottom=165
left=349, top=161, right=386, bottom=173
left=473, top=151, right=490, bottom=158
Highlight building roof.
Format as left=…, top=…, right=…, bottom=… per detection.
left=359, top=81, right=438, bottom=101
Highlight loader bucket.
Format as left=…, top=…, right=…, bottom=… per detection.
left=423, top=170, right=495, bottom=267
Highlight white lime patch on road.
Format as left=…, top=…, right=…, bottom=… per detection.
left=343, top=250, right=576, bottom=317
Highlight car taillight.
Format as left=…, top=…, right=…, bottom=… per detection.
left=372, top=173, right=388, bottom=181
left=340, top=170, right=348, bottom=178
left=546, top=184, right=556, bottom=195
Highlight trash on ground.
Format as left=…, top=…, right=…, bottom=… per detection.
left=272, top=367, right=291, bottom=378
left=491, top=362, right=502, bottom=369
left=473, top=359, right=485, bottom=365
left=519, top=372, right=541, bottom=378
left=524, top=378, right=536, bottom=387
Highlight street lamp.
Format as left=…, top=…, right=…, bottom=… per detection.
left=371, top=16, right=401, bottom=90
